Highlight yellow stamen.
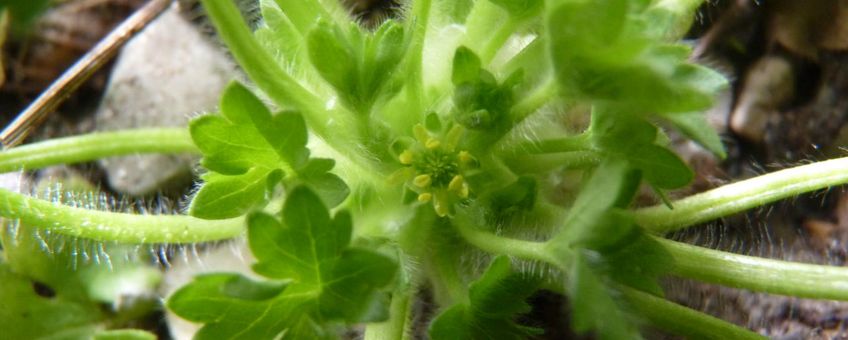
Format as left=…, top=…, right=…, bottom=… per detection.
left=459, top=182, right=469, bottom=198
left=413, top=174, right=432, bottom=188
left=459, top=151, right=472, bottom=163
left=418, top=193, right=432, bottom=202
left=448, top=175, right=464, bottom=191
left=399, top=150, right=414, bottom=164
left=425, top=137, right=441, bottom=149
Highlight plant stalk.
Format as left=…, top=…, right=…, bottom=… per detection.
left=635, top=157, right=848, bottom=233
left=621, top=286, right=765, bottom=340
left=0, top=128, right=197, bottom=173
left=657, top=236, right=848, bottom=301
left=0, top=187, right=243, bottom=243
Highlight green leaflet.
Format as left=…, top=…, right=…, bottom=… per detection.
left=554, top=157, right=638, bottom=244
left=0, top=221, right=160, bottom=339
left=429, top=256, right=541, bottom=339
left=548, top=0, right=726, bottom=114
left=307, top=20, right=406, bottom=114
left=659, top=111, right=727, bottom=159
left=0, top=264, right=103, bottom=340
left=255, top=0, right=306, bottom=68
left=169, top=186, right=398, bottom=339
left=551, top=155, right=673, bottom=297
left=569, top=253, right=642, bottom=340
left=189, top=81, right=348, bottom=219
left=589, top=109, right=693, bottom=190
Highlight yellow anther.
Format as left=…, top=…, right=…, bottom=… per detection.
left=413, top=174, right=432, bottom=188
left=458, top=151, right=472, bottom=163
left=425, top=137, right=441, bottom=149
left=458, top=183, right=469, bottom=198
left=448, top=175, right=464, bottom=191
left=399, top=150, right=414, bottom=164
left=418, top=193, right=432, bottom=202
left=413, top=124, right=429, bottom=143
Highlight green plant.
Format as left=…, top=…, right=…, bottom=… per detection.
left=3, top=0, right=848, bottom=338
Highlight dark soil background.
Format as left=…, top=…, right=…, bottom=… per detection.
left=4, top=0, right=848, bottom=339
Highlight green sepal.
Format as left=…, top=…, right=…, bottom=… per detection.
left=425, top=112, right=443, bottom=132
left=452, top=46, right=482, bottom=85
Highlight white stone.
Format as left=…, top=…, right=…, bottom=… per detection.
left=95, top=5, right=236, bottom=196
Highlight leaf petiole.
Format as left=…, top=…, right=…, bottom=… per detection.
left=657, top=236, right=848, bottom=301
left=635, top=157, right=848, bottom=234
left=0, top=128, right=197, bottom=172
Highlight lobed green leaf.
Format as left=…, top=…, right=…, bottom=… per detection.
left=429, top=256, right=541, bottom=339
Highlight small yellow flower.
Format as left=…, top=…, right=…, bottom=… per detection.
left=390, top=123, right=476, bottom=217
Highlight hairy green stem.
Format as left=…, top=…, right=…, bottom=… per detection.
left=0, top=128, right=197, bottom=173
left=403, top=0, right=431, bottom=111
left=201, top=0, right=386, bottom=179
left=200, top=0, right=322, bottom=119
left=479, top=18, right=518, bottom=65
left=199, top=0, right=364, bottom=159
left=453, top=215, right=558, bottom=265
left=621, top=286, right=765, bottom=340
left=0, top=188, right=243, bottom=243
left=504, top=151, right=600, bottom=174
left=635, top=157, right=848, bottom=233
left=453, top=212, right=765, bottom=338
left=510, top=78, right=557, bottom=125
left=657, top=236, right=848, bottom=300
left=363, top=288, right=413, bottom=340
left=510, top=133, right=593, bottom=155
